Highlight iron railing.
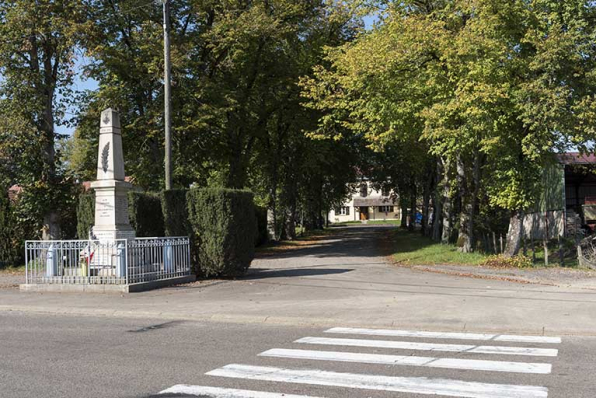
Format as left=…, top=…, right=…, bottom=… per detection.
left=25, top=237, right=191, bottom=285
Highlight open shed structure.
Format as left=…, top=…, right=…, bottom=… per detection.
left=560, top=153, right=596, bottom=234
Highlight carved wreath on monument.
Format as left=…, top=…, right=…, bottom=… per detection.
left=101, top=142, right=110, bottom=173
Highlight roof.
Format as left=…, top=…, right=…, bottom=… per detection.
left=353, top=198, right=397, bottom=207
left=8, top=185, right=22, bottom=202
left=557, top=152, right=596, bottom=165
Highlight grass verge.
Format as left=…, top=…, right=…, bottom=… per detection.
left=389, top=229, right=489, bottom=266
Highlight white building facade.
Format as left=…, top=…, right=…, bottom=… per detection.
left=329, top=181, right=400, bottom=223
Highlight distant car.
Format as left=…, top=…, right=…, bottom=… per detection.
left=415, top=212, right=423, bottom=224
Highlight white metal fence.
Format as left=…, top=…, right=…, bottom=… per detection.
left=25, top=237, right=191, bottom=285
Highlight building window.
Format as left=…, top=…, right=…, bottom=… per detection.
left=360, top=184, right=368, bottom=197
left=335, top=206, right=350, bottom=216
left=379, top=206, right=393, bottom=213
left=382, top=186, right=391, bottom=197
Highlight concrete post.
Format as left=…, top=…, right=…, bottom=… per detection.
left=116, top=243, right=126, bottom=278
left=164, top=240, right=173, bottom=273
left=46, top=244, right=57, bottom=277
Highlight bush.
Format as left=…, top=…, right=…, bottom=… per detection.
left=76, top=193, right=95, bottom=239
left=161, top=190, right=190, bottom=237
left=254, top=205, right=268, bottom=247
left=187, top=188, right=256, bottom=277
left=128, top=192, right=164, bottom=237
left=0, top=193, right=16, bottom=267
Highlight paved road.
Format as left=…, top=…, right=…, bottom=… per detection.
left=2, top=225, right=596, bottom=397
left=1, top=312, right=594, bottom=398
left=2, top=226, right=595, bottom=335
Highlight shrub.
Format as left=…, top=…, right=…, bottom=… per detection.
left=161, top=189, right=190, bottom=237
left=254, top=205, right=268, bottom=247
left=0, top=193, right=15, bottom=267
left=76, top=193, right=95, bottom=239
left=187, top=188, right=256, bottom=277
left=128, top=192, right=164, bottom=237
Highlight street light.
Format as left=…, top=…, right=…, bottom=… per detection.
left=161, top=0, right=172, bottom=190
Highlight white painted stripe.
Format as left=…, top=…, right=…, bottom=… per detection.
left=159, top=384, right=322, bottom=398
left=326, top=327, right=562, bottom=344
left=296, top=337, right=558, bottom=357
left=207, top=364, right=548, bottom=398
left=259, top=348, right=552, bottom=374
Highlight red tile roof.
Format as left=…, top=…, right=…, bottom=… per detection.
left=557, top=152, right=596, bottom=165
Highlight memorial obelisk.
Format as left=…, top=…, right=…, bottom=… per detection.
left=90, top=109, right=136, bottom=242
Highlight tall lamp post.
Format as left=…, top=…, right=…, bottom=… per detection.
left=162, top=0, right=172, bottom=190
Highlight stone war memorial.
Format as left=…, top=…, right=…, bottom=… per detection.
left=21, top=109, right=195, bottom=293
left=90, top=108, right=136, bottom=243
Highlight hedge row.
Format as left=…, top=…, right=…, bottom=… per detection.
left=187, top=189, right=256, bottom=277
left=76, top=192, right=164, bottom=239
left=77, top=188, right=258, bottom=277
left=129, top=192, right=164, bottom=237
left=0, top=194, right=17, bottom=267
left=76, top=194, right=95, bottom=239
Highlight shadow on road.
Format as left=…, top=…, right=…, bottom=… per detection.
left=243, top=267, right=353, bottom=279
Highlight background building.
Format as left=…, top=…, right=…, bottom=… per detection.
left=329, top=181, right=399, bottom=223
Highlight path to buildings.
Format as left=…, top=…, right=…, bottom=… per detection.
left=1, top=225, right=596, bottom=336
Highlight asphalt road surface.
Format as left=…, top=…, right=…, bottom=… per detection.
left=1, top=312, right=595, bottom=398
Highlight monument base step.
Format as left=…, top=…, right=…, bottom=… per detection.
left=20, top=275, right=196, bottom=294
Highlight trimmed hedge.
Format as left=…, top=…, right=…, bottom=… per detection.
left=0, top=194, right=14, bottom=267
left=161, top=190, right=190, bottom=237
left=128, top=192, right=164, bottom=237
left=77, top=194, right=95, bottom=239
left=75, top=187, right=258, bottom=277
left=254, top=205, right=268, bottom=247
left=187, top=188, right=256, bottom=277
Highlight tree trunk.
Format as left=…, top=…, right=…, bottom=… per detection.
left=267, top=206, right=277, bottom=241
left=41, top=59, right=60, bottom=240
left=422, top=178, right=431, bottom=237
left=504, top=211, right=523, bottom=257
left=456, top=155, right=473, bottom=253
left=441, top=158, right=453, bottom=244
left=400, top=199, right=408, bottom=229
left=409, top=191, right=416, bottom=232
left=432, top=158, right=443, bottom=241
left=285, top=206, right=297, bottom=240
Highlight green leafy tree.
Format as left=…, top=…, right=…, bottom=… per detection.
left=303, top=0, right=596, bottom=254
left=0, top=0, right=87, bottom=239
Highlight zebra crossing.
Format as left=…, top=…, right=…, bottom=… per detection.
left=158, top=326, right=561, bottom=398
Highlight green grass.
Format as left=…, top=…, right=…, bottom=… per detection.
left=390, top=229, right=489, bottom=266
left=367, top=219, right=401, bottom=225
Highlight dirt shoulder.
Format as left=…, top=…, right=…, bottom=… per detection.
left=0, top=269, right=24, bottom=289
left=400, top=263, right=596, bottom=290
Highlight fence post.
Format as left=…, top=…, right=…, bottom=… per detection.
left=116, top=243, right=126, bottom=279
left=25, top=242, right=29, bottom=284
left=558, top=235, right=564, bottom=267
left=164, top=239, right=173, bottom=274
left=46, top=244, right=57, bottom=278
